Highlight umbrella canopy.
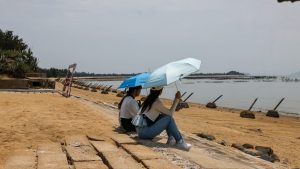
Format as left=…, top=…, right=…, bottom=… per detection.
left=118, top=72, right=151, bottom=89
left=143, top=58, right=201, bottom=88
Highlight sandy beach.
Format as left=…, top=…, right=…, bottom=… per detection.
left=0, top=84, right=299, bottom=168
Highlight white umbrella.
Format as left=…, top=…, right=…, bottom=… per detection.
left=143, top=58, right=201, bottom=89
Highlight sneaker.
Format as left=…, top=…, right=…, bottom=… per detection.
left=166, top=136, right=176, bottom=146
left=176, top=140, right=192, bottom=151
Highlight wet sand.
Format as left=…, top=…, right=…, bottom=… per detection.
left=0, top=84, right=299, bottom=167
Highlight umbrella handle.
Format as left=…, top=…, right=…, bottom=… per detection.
left=175, top=81, right=179, bottom=91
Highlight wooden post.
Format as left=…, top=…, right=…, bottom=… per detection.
left=248, top=98, right=258, bottom=111
left=266, top=98, right=284, bottom=118
left=206, top=95, right=223, bottom=108
left=183, top=92, right=194, bottom=102
left=273, top=98, right=285, bottom=111
left=106, top=85, right=113, bottom=91
left=212, top=95, right=223, bottom=103
left=180, top=92, right=187, bottom=99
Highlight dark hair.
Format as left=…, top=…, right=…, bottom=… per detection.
left=118, top=86, right=142, bottom=109
left=141, top=89, right=162, bottom=113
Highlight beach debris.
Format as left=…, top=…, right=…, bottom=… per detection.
left=231, top=143, right=244, bottom=151
left=266, top=110, right=280, bottom=118
left=91, top=88, right=97, bottom=92
left=255, top=146, right=273, bottom=155
left=116, top=93, right=125, bottom=97
left=266, top=98, right=285, bottom=118
left=196, top=133, right=216, bottom=141
left=231, top=143, right=280, bottom=162
left=259, top=153, right=280, bottom=163
left=111, top=89, right=118, bottom=93
left=240, top=98, right=258, bottom=119
left=176, top=92, right=194, bottom=110
left=217, top=140, right=227, bottom=146
left=240, top=110, right=255, bottom=119
left=243, top=149, right=264, bottom=156
left=206, top=95, right=223, bottom=108
left=101, top=85, right=113, bottom=94
left=248, top=128, right=262, bottom=133
left=177, top=102, right=189, bottom=109
left=243, top=143, right=254, bottom=149
left=101, top=90, right=109, bottom=94
left=100, top=85, right=107, bottom=90
left=95, top=84, right=102, bottom=90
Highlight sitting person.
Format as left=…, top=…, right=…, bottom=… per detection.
left=136, top=86, right=192, bottom=151
left=118, top=86, right=142, bottom=132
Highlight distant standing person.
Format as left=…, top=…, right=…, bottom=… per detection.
left=118, top=86, right=142, bottom=132
left=136, top=86, right=192, bottom=151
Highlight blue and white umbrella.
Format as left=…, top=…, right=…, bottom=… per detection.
left=143, top=58, right=201, bottom=88
left=118, top=72, right=151, bottom=89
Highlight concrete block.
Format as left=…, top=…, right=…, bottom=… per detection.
left=74, top=161, right=108, bottom=169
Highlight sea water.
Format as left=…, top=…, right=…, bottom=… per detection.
left=88, top=79, right=300, bottom=115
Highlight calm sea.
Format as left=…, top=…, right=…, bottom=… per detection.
left=87, top=79, right=300, bottom=115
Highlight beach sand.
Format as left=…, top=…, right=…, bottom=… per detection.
left=0, top=92, right=114, bottom=165
left=0, top=84, right=299, bottom=167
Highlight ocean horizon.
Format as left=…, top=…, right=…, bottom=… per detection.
left=86, top=79, right=300, bottom=116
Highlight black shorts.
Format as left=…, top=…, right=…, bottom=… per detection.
left=120, top=118, right=136, bottom=132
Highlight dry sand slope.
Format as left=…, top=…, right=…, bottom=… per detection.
left=69, top=85, right=300, bottom=168
left=0, top=92, right=114, bottom=165
left=0, top=84, right=299, bottom=168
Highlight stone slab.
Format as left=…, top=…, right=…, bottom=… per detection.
left=87, top=134, right=106, bottom=141
left=110, top=134, right=137, bottom=144
left=90, top=141, right=119, bottom=153
left=171, top=146, right=257, bottom=169
left=65, top=135, right=91, bottom=146
left=65, top=146, right=101, bottom=162
left=37, top=153, right=69, bottom=169
left=121, top=144, right=160, bottom=161
left=142, top=159, right=182, bottom=169
left=3, top=149, right=37, bottom=169
left=74, top=161, right=109, bottom=169
left=102, top=149, right=145, bottom=169
left=37, top=143, right=63, bottom=155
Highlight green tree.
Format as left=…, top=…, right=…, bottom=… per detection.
left=0, top=29, right=38, bottom=78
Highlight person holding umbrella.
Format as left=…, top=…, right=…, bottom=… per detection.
left=117, top=72, right=150, bottom=132
left=118, top=86, right=142, bottom=132
left=136, top=86, right=192, bottom=151
left=134, top=58, right=201, bottom=151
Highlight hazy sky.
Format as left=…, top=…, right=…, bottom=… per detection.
left=1, top=0, right=300, bottom=75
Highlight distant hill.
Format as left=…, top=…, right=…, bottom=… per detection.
left=289, top=71, right=300, bottom=78
left=190, top=71, right=245, bottom=76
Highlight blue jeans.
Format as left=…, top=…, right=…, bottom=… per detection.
left=137, top=115, right=183, bottom=142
